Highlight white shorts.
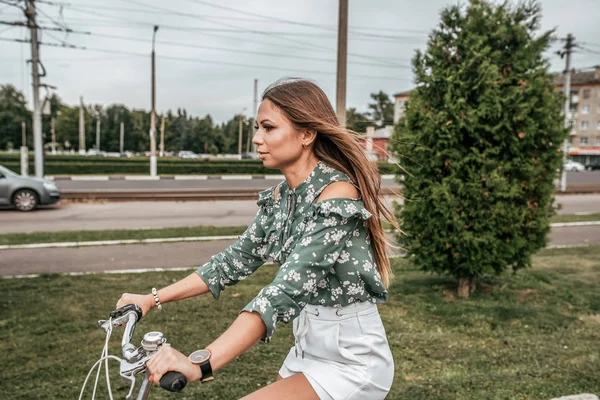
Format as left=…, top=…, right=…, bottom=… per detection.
left=278, top=301, right=394, bottom=400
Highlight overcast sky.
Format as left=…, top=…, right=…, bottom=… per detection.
left=1, top=0, right=599, bottom=123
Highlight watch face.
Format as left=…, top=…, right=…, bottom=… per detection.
left=189, top=349, right=211, bottom=364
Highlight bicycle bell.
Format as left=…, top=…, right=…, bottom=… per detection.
left=141, top=331, right=166, bottom=351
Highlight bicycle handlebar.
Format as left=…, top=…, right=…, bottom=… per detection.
left=95, top=304, right=187, bottom=398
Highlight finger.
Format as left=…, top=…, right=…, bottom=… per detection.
left=146, top=357, right=163, bottom=386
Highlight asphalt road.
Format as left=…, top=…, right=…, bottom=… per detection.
left=0, top=195, right=599, bottom=234
left=1, top=225, right=598, bottom=276
left=51, top=172, right=600, bottom=191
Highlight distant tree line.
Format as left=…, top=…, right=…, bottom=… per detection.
left=0, top=84, right=395, bottom=154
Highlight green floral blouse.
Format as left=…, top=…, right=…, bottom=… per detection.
left=196, top=161, right=388, bottom=342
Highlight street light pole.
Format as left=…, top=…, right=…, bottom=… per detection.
left=150, top=25, right=159, bottom=176
left=238, top=108, right=246, bottom=159
left=25, top=0, right=44, bottom=177
left=95, top=111, right=101, bottom=151
left=560, top=34, right=574, bottom=192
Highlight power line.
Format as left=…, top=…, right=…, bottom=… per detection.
left=10, top=17, right=413, bottom=65
left=0, top=19, right=90, bottom=34
left=33, top=16, right=415, bottom=62
left=124, top=1, right=406, bottom=68
left=0, top=36, right=411, bottom=81
left=0, top=23, right=15, bottom=34
left=162, top=0, right=425, bottom=41
left=579, top=41, right=600, bottom=50
left=0, top=0, right=24, bottom=11
left=0, top=35, right=84, bottom=48
left=41, top=0, right=427, bottom=35
left=36, top=3, right=67, bottom=30
left=577, top=46, right=600, bottom=56
left=32, top=7, right=412, bottom=66
left=70, top=30, right=410, bottom=69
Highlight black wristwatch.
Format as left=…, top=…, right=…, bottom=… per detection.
left=188, top=349, right=214, bottom=383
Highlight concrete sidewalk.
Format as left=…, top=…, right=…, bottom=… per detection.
left=1, top=225, right=599, bottom=277
left=2, top=195, right=599, bottom=235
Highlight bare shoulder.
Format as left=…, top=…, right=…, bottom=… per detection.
left=316, top=181, right=359, bottom=203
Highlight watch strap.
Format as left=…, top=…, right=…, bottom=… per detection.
left=199, top=360, right=214, bottom=383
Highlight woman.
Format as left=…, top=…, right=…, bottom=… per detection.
left=117, top=78, right=398, bottom=399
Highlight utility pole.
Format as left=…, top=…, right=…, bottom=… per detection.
left=159, top=117, right=165, bottom=157
left=24, top=0, right=43, bottom=177
left=335, top=0, right=348, bottom=128
left=250, top=78, right=258, bottom=153
left=20, top=121, right=28, bottom=176
left=79, top=96, right=85, bottom=154
left=238, top=109, right=246, bottom=159
left=149, top=25, right=159, bottom=176
left=50, top=116, right=56, bottom=155
left=559, top=34, right=575, bottom=192
left=238, top=117, right=243, bottom=159
left=95, top=114, right=101, bottom=151
left=120, top=121, right=124, bottom=154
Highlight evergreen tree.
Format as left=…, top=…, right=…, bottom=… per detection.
left=389, top=0, right=566, bottom=298
left=346, top=107, right=371, bottom=133
left=367, top=91, right=394, bottom=127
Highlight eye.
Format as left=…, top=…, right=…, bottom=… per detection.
left=253, top=124, right=259, bottom=130
left=263, top=125, right=274, bottom=131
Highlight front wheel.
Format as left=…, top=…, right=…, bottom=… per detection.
left=13, top=189, right=38, bottom=211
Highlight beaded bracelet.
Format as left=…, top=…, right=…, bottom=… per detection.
left=151, top=287, right=163, bottom=311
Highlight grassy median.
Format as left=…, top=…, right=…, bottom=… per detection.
left=1, top=246, right=599, bottom=399
left=0, top=226, right=247, bottom=246
left=2, top=213, right=600, bottom=247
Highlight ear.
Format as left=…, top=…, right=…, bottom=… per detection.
left=301, top=129, right=317, bottom=146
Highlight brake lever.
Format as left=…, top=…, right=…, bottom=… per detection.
left=110, top=304, right=143, bottom=321
left=121, top=353, right=153, bottom=400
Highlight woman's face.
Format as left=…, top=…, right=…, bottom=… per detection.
left=252, top=99, right=304, bottom=169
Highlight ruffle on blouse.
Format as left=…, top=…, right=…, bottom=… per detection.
left=257, top=186, right=276, bottom=207
left=309, top=198, right=373, bottom=221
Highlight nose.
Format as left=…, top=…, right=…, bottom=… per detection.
left=252, top=129, right=263, bottom=146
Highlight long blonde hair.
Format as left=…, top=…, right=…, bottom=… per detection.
left=262, top=78, right=401, bottom=287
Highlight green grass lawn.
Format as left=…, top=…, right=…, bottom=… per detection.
left=0, top=226, right=247, bottom=246
left=1, top=247, right=599, bottom=399
left=551, top=213, right=600, bottom=223
left=381, top=213, right=600, bottom=231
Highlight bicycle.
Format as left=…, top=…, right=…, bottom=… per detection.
left=79, top=304, right=188, bottom=400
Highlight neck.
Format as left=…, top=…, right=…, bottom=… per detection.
left=281, top=155, right=320, bottom=190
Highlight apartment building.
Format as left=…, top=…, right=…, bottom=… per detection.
left=554, top=66, right=600, bottom=148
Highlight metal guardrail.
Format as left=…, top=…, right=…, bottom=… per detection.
left=59, top=185, right=600, bottom=202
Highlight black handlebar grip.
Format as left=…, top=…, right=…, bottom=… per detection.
left=159, top=371, right=187, bottom=392
left=110, top=304, right=143, bottom=322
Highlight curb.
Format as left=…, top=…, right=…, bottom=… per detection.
left=549, top=221, right=600, bottom=227
left=46, top=174, right=397, bottom=181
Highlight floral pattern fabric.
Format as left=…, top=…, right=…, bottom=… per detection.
left=196, top=161, right=388, bottom=342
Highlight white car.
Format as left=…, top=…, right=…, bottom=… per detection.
left=564, top=160, right=586, bottom=172
left=178, top=151, right=199, bottom=159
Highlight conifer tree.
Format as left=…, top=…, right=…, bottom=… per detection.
left=390, top=0, right=566, bottom=298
